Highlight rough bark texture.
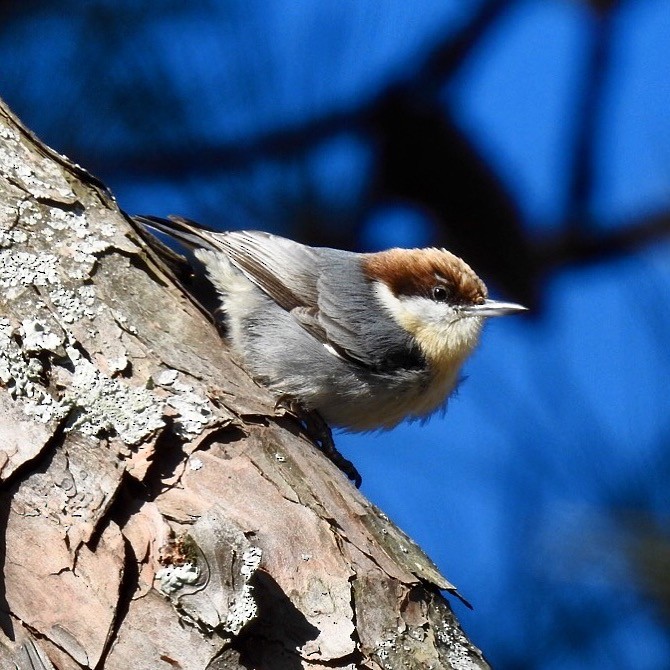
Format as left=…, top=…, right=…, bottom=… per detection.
left=0, top=99, right=490, bottom=670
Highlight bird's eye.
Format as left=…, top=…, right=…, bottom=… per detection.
left=432, top=285, right=449, bottom=302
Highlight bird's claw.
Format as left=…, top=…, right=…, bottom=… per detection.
left=275, top=396, right=362, bottom=487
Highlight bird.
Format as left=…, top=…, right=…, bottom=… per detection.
left=136, top=215, right=527, bottom=486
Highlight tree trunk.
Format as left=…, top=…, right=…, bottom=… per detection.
left=0, top=99, right=490, bottom=670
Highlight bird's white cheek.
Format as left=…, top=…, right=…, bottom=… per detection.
left=411, top=306, right=483, bottom=367
left=374, top=283, right=482, bottom=368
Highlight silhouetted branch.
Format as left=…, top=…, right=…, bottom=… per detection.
left=81, top=1, right=517, bottom=181
left=535, top=210, right=670, bottom=269
left=566, top=7, right=616, bottom=226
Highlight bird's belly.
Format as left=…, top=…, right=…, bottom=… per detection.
left=318, top=367, right=461, bottom=432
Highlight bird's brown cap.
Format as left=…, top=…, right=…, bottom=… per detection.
left=362, top=248, right=487, bottom=305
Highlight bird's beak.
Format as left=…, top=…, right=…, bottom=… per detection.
left=460, top=299, right=528, bottom=317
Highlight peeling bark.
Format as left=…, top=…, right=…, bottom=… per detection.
left=0, top=99, right=490, bottom=670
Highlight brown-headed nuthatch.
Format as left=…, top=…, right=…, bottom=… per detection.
left=138, top=215, right=526, bottom=486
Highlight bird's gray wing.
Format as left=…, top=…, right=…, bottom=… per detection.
left=214, top=230, right=321, bottom=312
left=226, top=233, right=423, bottom=370
left=136, top=217, right=320, bottom=312
left=215, top=232, right=388, bottom=367
left=137, top=218, right=418, bottom=370
left=314, top=251, right=424, bottom=371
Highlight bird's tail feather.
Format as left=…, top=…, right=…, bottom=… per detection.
left=133, top=214, right=219, bottom=252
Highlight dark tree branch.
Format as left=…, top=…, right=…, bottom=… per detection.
left=565, top=6, right=617, bottom=227
left=535, top=211, right=670, bottom=269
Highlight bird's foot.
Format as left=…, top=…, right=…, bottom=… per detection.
left=275, top=396, right=362, bottom=488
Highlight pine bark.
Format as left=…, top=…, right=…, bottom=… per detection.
left=0, top=99, right=490, bottom=670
